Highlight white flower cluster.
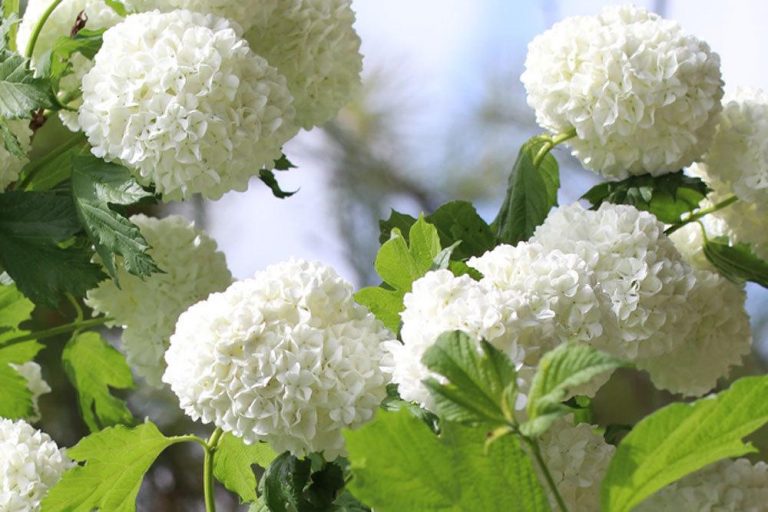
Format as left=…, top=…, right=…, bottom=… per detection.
left=9, top=362, right=51, bottom=423
left=123, top=0, right=278, bottom=29
left=0, top=418, right=72, bottom=511
left=163, top=259, right=393, bottom=460
left=0, top=120, right=32, bottom=190
left=539, top=420, right=615, bottom=512
left=244, top=0, right=363, bottom=129
left=522, top=5, right=723, bottom=178
left=79, top=10, right=297, bottom=200
left=637, top=459, right=768, bottom=511
left=86, top=214, right=232, bottom=387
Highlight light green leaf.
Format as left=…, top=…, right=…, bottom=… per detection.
left=41, top=422, right=188, bottom=512
left=492, top=136, right=560, bottom=245
left=601, top=375, right=768, bottom=512
left=213, top=433, right=276, bottom=504
left=422, top=330, right=517, bottom=427
left=0, top=50, right=56, bottom=118
left=522, top=343, right=627, bottom=437
left=351, top=287, right=403, bottom=334
left=378, top=210, right=416, bottom=245
left=0, top=281, right=34, bottom=343
left=104, top=0, right=129, bottom=16
left=0, top=339, right=43, bottom=419
left=45, top=29, right=104, bottom=85
left=344, top=409, right=551, bottom=512
left=703, top=236, right=768, bottom=288
left=71, top=155, right=159, bottom=280
left=2, top=2, right=21, bottom=51
left=62, top=331, right=134, bottom=432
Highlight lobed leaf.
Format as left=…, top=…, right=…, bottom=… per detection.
left=213, top=433, right=277, bottom=504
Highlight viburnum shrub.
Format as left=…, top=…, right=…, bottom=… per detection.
left=0, top=2, right=767, bottom=511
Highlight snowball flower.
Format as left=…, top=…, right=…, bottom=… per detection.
left=708, top=196, right=768, bottom=261
left=668, top=213, right=729, bottom=272
left=9, top=362, right=51, bottom=422
left=532, top=203, right=697, bottom=359
left=690, top=88, right=768, bottom=206
left=0, top=120, right=32, bottom=190
left=86, top=214, right=232, bottom=387
left=637, top=459, right=768, bottom=511
left=539, top=420, right=615, bottom=512
left=79, top=10, right=297, bottom=200
left=386, top=269, right=514, bottom=410
left=244, top=0, right=363, bottom=129
left=163, top=259, right=393, bottom=460
left=636, top=269, right=751, bottom=396
left=522, top=5, right=722, bottom=178
left=0, top=418, right=73, bottom=511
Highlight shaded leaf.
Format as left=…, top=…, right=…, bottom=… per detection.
left=428, top=201, right=496, bottom=259
left=703, top=236, right=768, bottom=288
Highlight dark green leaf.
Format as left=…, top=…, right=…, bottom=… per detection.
left=703, top=236, right=768, bottom=288
left=378, top=210, right=416, bottom=245
left=0, top=191, right=104, bottom=305
left=522, top=343, right=627, bottom=437
left=274, top=154, right=296, bottom=171
left=581, top=171, right=710, bottom=224
left=601, top=375, right=768, bottom=512
left=62, top=331, right=134, bottom=432
left=259, top=168, right=297, bottom=198
left=42, top=422, right=188, bottom=512
left=492, top=136, right=560, bottom=245
left=0, top=339, right=43, bottom=419
left=428, top=201, right=496, bottom=259
left=344, top=409, right=551, bottom=512
left=0, top=50, right=55, bottom=118
left=213, top=433, right=277, bottom=504
left=422, top=330, right=517, bottom=427
left=71, top=155, right=159, bottom=280
left=18, top=134, right=87, bottom=191
left=262, top=453, right=313, bottom=512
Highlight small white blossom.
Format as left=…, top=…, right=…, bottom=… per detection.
left=522, top=5, right=722, bottom=178
left=539, top=420, right=615, bottom=512
left=0, top=120, right=32, bottom=190
left=8, top=362, right=51, bottom=423
left=637, top=459, right=768, bottom=511
left=163, top=259, right=393, bottom=460
left=244, top=0, right=363, bottom=129
left=86, top=214, right=232, bottom=387
left=79, top=10, right=297, bottom=200
left=0, top=418, right=73, bottom=511
left=532, top=203, right=697, bottom=360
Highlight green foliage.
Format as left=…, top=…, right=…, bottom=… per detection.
left=381, top=384, right=440, bottom=433
left=522, top=343, right=627, bottom=437
left=601, top=375, right=768, bottom=512
left=61, top=331, right=134, bottom=432
left=0, top=281, right=34, bottom=343
left=422, top=330, right=517, bottom=427
left=43, top=29, right=104, bottom=86
left=703, top=236, right=768, bottom=288
left=19, top=134, right=87, bottom=191
left=0, top=339, right=43, bottom=419
left=0, top=50, right=56, bottom=118
left=213, top=433, right=277, bottom=504
left=491, top=136, right=560, bottom=245
left=355, top=215, right=441, bottom=332
left=0, top=191, right=104, bottom=305
left=42, top=422, right=187, bottom=512
left=344, top=409, right=551, bottom=512
left=104, top=0, right=129, bottom=16
left=260, top=453, right=357, bottom=512
left=71, top=155, right=159, bottom=280
left=581, top=171, right=709, bottom=224
left=0, top=116, right=24, bottom=157
left=1, top=2, right=20, bottom=51
left=259, top=168, right=297, bottom=198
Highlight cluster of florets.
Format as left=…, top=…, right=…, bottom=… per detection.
left=163, top=259, right=394, bottom=460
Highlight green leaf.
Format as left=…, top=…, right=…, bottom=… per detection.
left=273, top=154, right=296, bottom=171
left=0, top=191, right=105, bottom=306
left=42, top=422, right=187, bottom=512
left=71, top=155, right=159, bottom=280
left=213, top=433, right=277, bottom=504
left=581, top=171, right=709, bottom=224
left=45, top=29, right=104, bottom=85
left=703, top=236, right=768, bottom=288
left=0, top=339, right=43, bottom=419
left=344, top=409, right=551, bottom=512
left=261, top=453, right=349, bottom=512
left=428, top=201, right=496, bottom=259
left=422, top=330, right=517, bottom=427
left=2, top=2, right=21, bottom=51
left=492, top=136, right=560, bottom=245
left=601, top=375, right=768, bottom=512
left=0, top=281, right=34, bottom=343
left=62, top=331, right=134, bottom=432
left=259, top=168, right=297, bottom=198
left=0, top=50, right=55, bottom=118
left=378, top=210, right=416, bottom=245
left=19, top=134, right=87, bottom=191
left=355, top=216, right=442, bottom=332
left=0, top=117, right=24, bottom=158
left=522, top=343, right=627, bottom=437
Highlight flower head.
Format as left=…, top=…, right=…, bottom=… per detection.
left=79, top=9, right=297, bottom=200
left=86, top=214, right=232, bottom=387
left=244, top=0, right=363, bottom=129
left=163, top=259, right=393, bottom=460
left=0, top=121, right=31, bottom=190
left=522, top=5, right=722, bottom=178
left=0, top=418, right=72, bottom=511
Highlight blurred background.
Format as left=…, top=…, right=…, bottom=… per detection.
left=26, top=0, right=768, bottom=510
